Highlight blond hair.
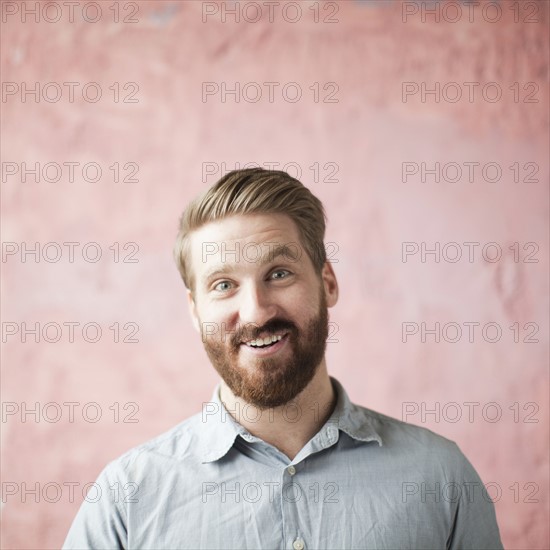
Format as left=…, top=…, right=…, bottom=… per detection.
left=174, top=168, right=327, bottom=291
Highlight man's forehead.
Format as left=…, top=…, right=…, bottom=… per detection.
left=189, top=213, right=304, bottom=272
left=191, top=214, right=299, bottom=253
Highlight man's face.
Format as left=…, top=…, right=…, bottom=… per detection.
left=187, top=212, right=338, bottom=409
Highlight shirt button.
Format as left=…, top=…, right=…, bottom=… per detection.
left=287, top=465, right=296, bottom=476
left=293, top=539, right=304, bottom=550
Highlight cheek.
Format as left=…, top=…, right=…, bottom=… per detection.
left=197, top=304, right=238, bottom=340
left=281, top=291, right=318, bottom=321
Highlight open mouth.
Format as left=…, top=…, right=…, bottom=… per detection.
left=240, top=332, right=289, bottom=355
left=245, top=334, right=284, bottom=348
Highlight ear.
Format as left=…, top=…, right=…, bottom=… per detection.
left=187, top=289, right=200, bottom=333
left=321, top=261, right=339, bottom=308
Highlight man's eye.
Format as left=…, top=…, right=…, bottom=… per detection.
left=214, top=281, right=232, bottom=292
left=270, top=269, right=290, bottom=280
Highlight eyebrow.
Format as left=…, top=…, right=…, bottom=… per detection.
left=202, top=243, right=301, bottom=285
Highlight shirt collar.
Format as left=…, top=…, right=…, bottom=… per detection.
left=326, top=376, right=383, bottom=447
left=199, top=376, right=382, bottom=463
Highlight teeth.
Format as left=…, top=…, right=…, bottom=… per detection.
left=247, top=334, right=283, bottom=347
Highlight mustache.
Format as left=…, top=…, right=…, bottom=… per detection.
left=232, top=318, right=297, bottom=346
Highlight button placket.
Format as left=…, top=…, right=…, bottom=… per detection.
left=281, top=463, right=306, bottom=550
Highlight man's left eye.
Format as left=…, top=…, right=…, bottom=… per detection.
left=270, top=269, right=290, bottom=280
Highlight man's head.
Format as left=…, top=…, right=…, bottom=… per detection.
left=174, top=168, right=338, bottom=409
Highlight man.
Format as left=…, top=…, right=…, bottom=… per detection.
left=63, top=168, right=503, bottom=549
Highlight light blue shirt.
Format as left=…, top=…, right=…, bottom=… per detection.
left=63, top=376, right=503, bottom=549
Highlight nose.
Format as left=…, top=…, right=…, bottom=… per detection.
left=238, top=281, right=278, bottom=330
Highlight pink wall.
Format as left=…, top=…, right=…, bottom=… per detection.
left=1, top=1, right=548, bottom=548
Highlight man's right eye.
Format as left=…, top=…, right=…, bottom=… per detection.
left=213, top=281, right=232, bottom=292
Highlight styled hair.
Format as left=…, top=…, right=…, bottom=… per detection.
left=173, top=168, right=327, bottom=292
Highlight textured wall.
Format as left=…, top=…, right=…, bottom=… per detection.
left=1, top=1, right=548, bottom=548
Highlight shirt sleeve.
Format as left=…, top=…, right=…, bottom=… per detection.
left=62, top=460, right=129, bottom=550
left=447, top=445, right=504, bottom=550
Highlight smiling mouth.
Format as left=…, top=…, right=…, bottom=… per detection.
left=244, top=333, right=286, bottom=348
left=240, top=332, right=289, bottom=353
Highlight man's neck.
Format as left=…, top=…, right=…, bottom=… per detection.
left=219, top=364, right=336, bottom=461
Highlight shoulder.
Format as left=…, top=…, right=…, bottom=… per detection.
left=100, top=410, right=207, bottom=479
left=369, top=406, right=457, bottom=448
left=353, top=403, right=473, bottom=474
